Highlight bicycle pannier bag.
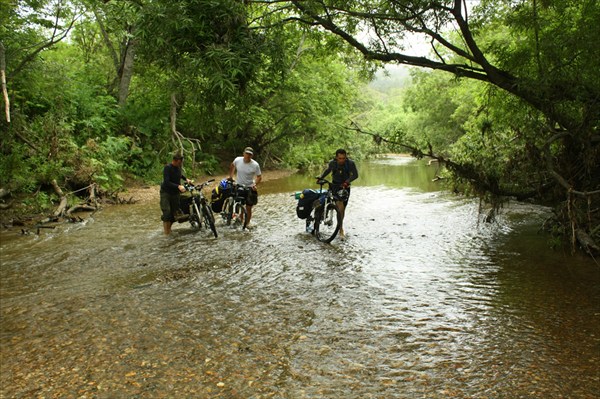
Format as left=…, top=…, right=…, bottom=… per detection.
left=179, top=195, right=193, bottom=215
left=296, top=189, right=320, bottom=219
left=211, top=179, right=232, bottom=212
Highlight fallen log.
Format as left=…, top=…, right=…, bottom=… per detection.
left=576, top=229, right=599, bottom=255
left=89, top=183, right=98, bottom=209
left=51, top=179, right=68, bottom=217
left=38, top=216, right=59, bottom=224
left=66, top=204, right=96, bottom=217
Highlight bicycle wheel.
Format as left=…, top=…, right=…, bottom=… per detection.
left=232, top=202, right=248, bottom=230
left=202, top=203, right=218, bottom=238
left=314, top=203, right=340, bottom=243
left=190, top=203, right=201, bottom=230
left=223, top=197, right=234, bottom=225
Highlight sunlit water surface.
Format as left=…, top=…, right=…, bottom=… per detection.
left=1, top=156, right=598, bottom=398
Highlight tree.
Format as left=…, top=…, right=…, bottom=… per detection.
left=270, top=0, right=599, bottom=253
left=130, top=0, right=372, bottom=168
left=84, top=0, right=139, bottom=107
left=1, top=0, right=81, bottom=129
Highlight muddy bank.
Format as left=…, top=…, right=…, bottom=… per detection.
left=0, top=169, right=297, bottom=231
left=121, top=169, right=298, bottom=205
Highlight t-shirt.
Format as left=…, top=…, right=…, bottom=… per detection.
left=321, top=159, right=358, bottom=185
left=232, top=157, right=262, bottom=186
left=160, top=164, right=187, bottom=194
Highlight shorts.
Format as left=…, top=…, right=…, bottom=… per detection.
left=332, top=185, right=351, bottom=207
left=160, top=191, right=180, bottom=222
left=246, top=189, right=258, bottom=206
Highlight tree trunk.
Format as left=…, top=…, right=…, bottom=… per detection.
left=0, top=42, right=10, bottom=123
left=170, top=92, right=183, bottom=150
left=118, top=37, right=136, bottom=107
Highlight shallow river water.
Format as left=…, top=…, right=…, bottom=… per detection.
left=1, top=156, right=598, bottom=398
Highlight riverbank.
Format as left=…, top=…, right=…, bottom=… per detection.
left=121, top=168, right=298, bottom=205
left=0, top=169, right=298, bottom=230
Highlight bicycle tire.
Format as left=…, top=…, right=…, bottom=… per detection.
left=315, top=203, right=340, bottom=243
left=190, top=202, right=201, bottom=230
left=202, top=203, right=218, bottom=238
left=232, top=202, right=248, bottom=230
left=223, top=197, right=234, bottom=225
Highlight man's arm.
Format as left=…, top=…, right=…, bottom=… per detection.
left=228, top=162, right=235, bottom=180
left=181, top=174, right=192, bottom=184
left=347, top=161, right=358, bottom=183
left=318, top=161, right=333, bottom=180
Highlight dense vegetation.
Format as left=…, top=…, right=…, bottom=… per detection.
left=1, top=0, right=598, bottom=254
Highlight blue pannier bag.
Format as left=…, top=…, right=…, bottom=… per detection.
left=211, top=179, right=233, bottom=212
left=296, top=189, right=320, bottom=219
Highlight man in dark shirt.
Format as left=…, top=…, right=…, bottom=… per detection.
left=160, top=152, right=192, bottom=235
left=318, top=148, right=359, bottom=239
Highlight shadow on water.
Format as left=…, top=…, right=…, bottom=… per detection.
left=1, top=155, right=598, bottom=398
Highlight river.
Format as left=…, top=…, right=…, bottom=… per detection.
left=1, top=155, right=598, bottom=398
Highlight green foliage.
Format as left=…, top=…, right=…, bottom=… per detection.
left=21, top=191, right=55, bottom=213
left=3, top=0, right=596, bottom=253
left=401, top=70, right=482, bottom=152
left=78, top=136, right=132, bottom=190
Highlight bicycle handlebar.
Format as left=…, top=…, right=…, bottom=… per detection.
left=314, top=176, right=349, bottom=200
left=184, top=178, right=215, bottom=191
left=315, top=176, right=332, bottom=186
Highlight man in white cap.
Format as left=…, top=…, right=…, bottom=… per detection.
left=229, top=146, right=262, bottom=227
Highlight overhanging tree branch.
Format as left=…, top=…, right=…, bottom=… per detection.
left=345, top=120, right=552, bottom=201
left=289, top=1, right=491, bottom=81
left=286, top=0, right=588, bottom=131
left=9, top=7, right=80, bottom=78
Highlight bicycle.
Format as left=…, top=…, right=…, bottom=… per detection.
left=301, top=177, right=348, bottom=243
left=181, top=179, right=218, bottom=238
left=220, top=181, right=250, bottom=230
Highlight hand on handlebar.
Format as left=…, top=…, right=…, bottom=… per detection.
left=341, top=181, right=349, bottom=189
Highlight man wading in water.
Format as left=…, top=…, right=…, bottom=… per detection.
left=160, top=152, right=192, bottom=235
left=317, top=148, right=359, bottom=239
left=229, top=147, right=262, bottom=228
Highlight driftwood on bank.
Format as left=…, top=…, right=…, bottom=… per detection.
left=51, top=179, right=68, bottom=217
left=49, top=181, right=105, bottom=218
left=12, top=183, right=106, bottom=234
left=66, top=204, right=96, bottom=217
left=2, top=179, right=140, bottom=235
left=576, top=229, right=600, bottom=256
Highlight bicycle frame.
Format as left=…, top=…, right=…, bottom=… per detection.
left=306, top=177, right=348, bottom=243
left=221, top=181, right=250, bottom=230
left=183, top=179, right=218, bottom=237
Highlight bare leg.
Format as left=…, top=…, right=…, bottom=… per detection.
left=337, top=200, right=346, bottom=237
left=163, top=221, right=172, bottom=235
left=246, top=205, right=253, bottom=226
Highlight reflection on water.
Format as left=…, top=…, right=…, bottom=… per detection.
left=1, top=155, right=598, bottom=398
